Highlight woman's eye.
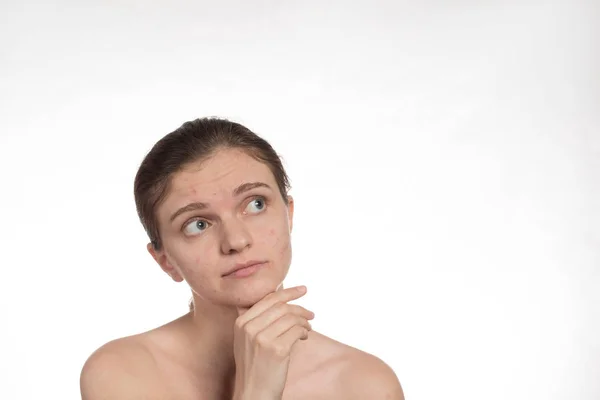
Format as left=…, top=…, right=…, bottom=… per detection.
left=183, top=198, right=265, bottom=235
left=246, top=197, right=266, bottom=214
left=183, top=219, right=210, bottom=235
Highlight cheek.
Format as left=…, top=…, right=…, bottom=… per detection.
left=169, top=246, right=210, bottom=279
left=274, top=228, right=292, bottom=257
left=176, top=252, right=216, bottom=293
left=257, top=225, right=289, bottom=254
left=279, top=238, right=291, bottom=259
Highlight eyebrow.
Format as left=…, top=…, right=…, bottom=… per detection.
left=169, top=181, right=273, bottom=223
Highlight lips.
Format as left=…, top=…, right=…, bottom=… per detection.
left=223, top=260, right=266, bottom=277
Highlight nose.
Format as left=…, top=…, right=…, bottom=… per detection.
left=220, top=217, right=252, bottom=255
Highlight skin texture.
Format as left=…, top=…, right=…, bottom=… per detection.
left=80, top=148, right=404, bottom=400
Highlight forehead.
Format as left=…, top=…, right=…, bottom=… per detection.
left=162, top=148, right=276, bottom=209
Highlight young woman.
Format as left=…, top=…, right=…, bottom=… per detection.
left=80, top=117, right=404, bottom=399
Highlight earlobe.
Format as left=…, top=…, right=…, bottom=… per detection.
left=146, top=242, right=184, bottom=283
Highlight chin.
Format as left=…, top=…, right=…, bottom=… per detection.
left=232, top=273, right=287, bottom=308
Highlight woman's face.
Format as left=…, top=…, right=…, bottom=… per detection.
left=149, top=148, right=294, bottom=308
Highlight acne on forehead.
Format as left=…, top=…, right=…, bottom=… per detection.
left=159, top=151, right=278, bottom=222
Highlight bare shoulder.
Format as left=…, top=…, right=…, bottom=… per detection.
left=298, top=331, right=404, bottom=400
left=337, top=349, right=404, bottom=400
left=80, top=334, right=167, bottom=400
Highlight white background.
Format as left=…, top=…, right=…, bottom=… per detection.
left=1, top=1, right=598, bottom=399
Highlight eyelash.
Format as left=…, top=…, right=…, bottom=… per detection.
left=181, top=195, right=269, bottom=233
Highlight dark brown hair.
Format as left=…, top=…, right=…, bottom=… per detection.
left=133, top=117, right=291, bottom=310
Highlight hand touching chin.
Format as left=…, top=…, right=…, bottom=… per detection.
left=235, top=281, right=285, bottom=310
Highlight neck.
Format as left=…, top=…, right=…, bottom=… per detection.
left=190, top=298, right=238, bottom=358
left=178, top=297, right=239, bottom=395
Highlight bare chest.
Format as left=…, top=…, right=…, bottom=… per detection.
left=155, top=357, right=345, bottom=400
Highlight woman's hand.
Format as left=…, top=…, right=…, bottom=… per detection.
left=232, top=286, right=315, bottom=400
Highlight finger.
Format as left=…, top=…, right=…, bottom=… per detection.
left=246, top=303, right=314, bottom=334
left=236, top=306, right=250, bottom=317
left=236, top=286, right=307, bottom=323
left=236, top=285, right=285, bottom=317
left=257, top=313, right=312, bottom=342
left=271, top=325, right=311, bottom=357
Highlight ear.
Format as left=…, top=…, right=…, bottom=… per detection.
left=146, top=243, right=185, bottom=283
left=286, top=195, right=294, bottom=233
